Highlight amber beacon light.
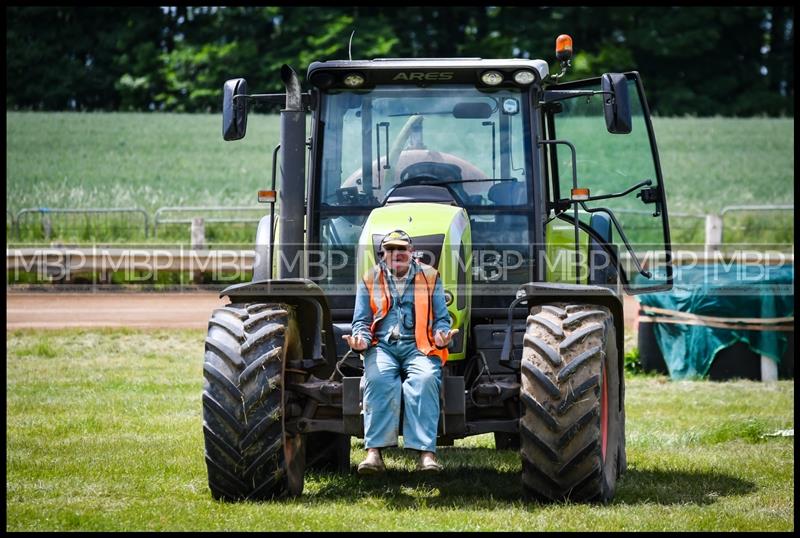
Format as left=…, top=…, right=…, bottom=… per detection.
left=556, top=34, right=573, bottom=63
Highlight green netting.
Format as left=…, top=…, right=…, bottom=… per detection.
left=636, top=264, right=794, bottom=379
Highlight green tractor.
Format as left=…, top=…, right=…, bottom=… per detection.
left=203, top=35, right=673, bottom=503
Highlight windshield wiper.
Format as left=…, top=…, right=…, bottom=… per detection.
left=421, top=177, right=518, bottom=186
left=386, top=111, right=451, bottom=117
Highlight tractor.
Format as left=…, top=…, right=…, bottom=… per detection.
left=202, top=35, right=673, bottom=503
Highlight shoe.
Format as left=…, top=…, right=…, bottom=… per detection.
left=357, top=450, right=385, bottom=475
left=416, top=452, right=443, bottom=473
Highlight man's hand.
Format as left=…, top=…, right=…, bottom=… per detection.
left=434, top=328, right=459, bottom=348
left=342, top=334, right=368, bottom=351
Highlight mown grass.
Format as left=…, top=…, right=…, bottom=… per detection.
left=6, top=328, right=794, bottom=531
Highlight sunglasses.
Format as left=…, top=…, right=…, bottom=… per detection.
left=383, top=245, right=410, bottom=253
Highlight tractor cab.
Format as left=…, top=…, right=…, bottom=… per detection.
left=303, top=57, right=672, bottom=316
left=308, top=62, right=541, bottom=317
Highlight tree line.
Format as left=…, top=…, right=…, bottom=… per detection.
left=6, top=6, right=794, bottom=116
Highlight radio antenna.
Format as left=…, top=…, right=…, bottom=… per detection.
left=348, top=29, right=355, bottom=61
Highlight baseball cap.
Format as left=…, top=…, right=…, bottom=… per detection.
left=380, top=229, right=413, bottom=249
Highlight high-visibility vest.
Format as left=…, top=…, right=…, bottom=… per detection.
left=363, top=262, right=449, bottom=363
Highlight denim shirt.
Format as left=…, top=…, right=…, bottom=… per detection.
left=351, top=259, right=451, bottom=348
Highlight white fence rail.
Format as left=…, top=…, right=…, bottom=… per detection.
left=6, top=204, right=792, bottom=247
left=153, top=206, right=264, bottom=238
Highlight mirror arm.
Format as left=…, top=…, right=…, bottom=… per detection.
left=542, top=89, right=610, bottom=104
left=584, top=179, right=652, bottom=202
left=233, top=92, right=313, bottom=107
left=577, top=203, right=652, bottom=279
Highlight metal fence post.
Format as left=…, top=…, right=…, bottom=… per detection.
left=190, top=217, right=205, bottom=284
left=42, top=210, right=52, bottom=241
left=191, top=217, right=205, bottom=250
left=705, top=214, right=723, bottom=255
left=6, top=210, right=15, bottom=240
left=761, top=356, right=778, bottom=383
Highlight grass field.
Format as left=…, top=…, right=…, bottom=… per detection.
left=6, top=112, right=281, bottom=245
left=6, top=328, right=794, bottom=531
left=5, top=112, right=795, bottom=246
left=6, top=112, right=795, bottom=214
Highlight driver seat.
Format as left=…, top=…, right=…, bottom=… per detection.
left=487, top=180, right=528, bottom=244
left=487, top=180, right=527, bottom=206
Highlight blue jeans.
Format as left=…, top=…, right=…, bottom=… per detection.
left=362, top=339, right=442, bottom=452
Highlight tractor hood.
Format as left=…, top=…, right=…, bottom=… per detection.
left=357, top=203, right=469, bottom=274
left=357, top=202, right=472, bottom=360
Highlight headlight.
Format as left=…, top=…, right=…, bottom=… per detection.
left=480, top=70, right=504, bottom=86
left=513, top=70, right=536, bottom=85
left=444, top=290, right=454, bottom=306
left=343, top=73, right=365, bottom=88
left=310, top=71, right=335, bottom=89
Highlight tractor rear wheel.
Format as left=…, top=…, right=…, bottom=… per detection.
left=202, top=302, right=306, bottom=501
left=519, top=303, right=623, bottom=503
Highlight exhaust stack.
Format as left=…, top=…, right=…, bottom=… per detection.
left=277, top=64, right=306, bottom=279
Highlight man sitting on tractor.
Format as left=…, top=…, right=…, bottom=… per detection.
left=343, top=229, right=458, bottom=474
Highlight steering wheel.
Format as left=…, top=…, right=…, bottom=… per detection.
left=382, top=161, right=474, bottom=205
left=400, top=161, right=462, bottom=182
left=393, top=174, right=443, bottom=187
left=381, top=173, right=463, bottom=205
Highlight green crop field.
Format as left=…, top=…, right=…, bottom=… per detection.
left=5, top=112, right=795, bottom=215
left=5, top=112, right=795, bottom=246
left=6, top=328, right=794, bottom=531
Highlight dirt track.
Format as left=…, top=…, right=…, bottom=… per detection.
left=6, top=292, right=229, bottom=330
left=6, top=292, right=640, bottom=331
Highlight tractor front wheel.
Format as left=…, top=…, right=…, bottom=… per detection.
left=202, top=302, right=306, bottom=501
left=519, top=303, right=623, bottom=503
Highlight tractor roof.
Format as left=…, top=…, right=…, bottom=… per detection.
left=307, top=58, right=549, bottom=87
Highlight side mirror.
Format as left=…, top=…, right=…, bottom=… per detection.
left=222, top=78, right=248, bottom=141
left=601, top=73, right=632, bottom=134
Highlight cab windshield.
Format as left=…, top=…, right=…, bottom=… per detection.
left=320, top=85, right=530, bottom=207
left=314, top=84, right=534, bottom=305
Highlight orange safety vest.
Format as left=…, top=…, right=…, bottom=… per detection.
left=363, top=262, right=449, bottom=364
